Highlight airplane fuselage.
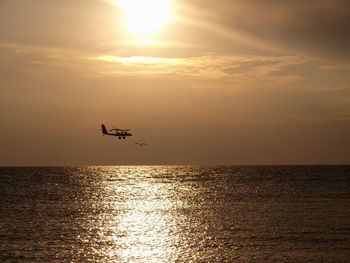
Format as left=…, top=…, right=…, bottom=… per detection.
left=101, top=124, right=132, bottom=139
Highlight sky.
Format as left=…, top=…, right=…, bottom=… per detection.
left=1, top=0, right=350, bottom=165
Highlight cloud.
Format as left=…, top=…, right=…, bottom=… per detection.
left=88, top=53, right=309, bottom=86
left=0, top=41, right=308, bottom=83
left=174, top=0, right=350, bottom=62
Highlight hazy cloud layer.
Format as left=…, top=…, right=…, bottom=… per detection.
left=176, top=0, right=350, bottom=61
left=2, top=0, right=350, bottom=61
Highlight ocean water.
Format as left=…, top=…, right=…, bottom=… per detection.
left=1, top=166, right=350, bottom=262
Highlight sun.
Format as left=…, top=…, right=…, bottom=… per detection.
left=118, top=0, right=171, bottom=35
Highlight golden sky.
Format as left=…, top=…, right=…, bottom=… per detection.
left=1, top=0, right=350, bottom=165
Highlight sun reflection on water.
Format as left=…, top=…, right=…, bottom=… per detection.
left=91, top=166, right=182, bottom=262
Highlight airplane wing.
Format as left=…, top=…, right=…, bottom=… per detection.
left=110, top=128, right=131, bottom=132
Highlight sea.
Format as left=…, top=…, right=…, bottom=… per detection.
left=1, top=166, right=350, bottom=262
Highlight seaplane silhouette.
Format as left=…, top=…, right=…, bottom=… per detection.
left=101, top=124, right=132, bottom=139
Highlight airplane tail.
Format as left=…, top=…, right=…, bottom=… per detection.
left=101, top=124, right=108, bottom=135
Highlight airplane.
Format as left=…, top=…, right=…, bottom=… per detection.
left=134, top=142, right=148, bottom=147
left=101, top=124, right=132, bottom=139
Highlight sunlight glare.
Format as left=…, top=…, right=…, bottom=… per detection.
left=96, top=55, right=179, bottom=64
left=118, top=0, right=171, bottom=35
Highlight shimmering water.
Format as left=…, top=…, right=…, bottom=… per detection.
left=1, top=166, right=350, bottom=262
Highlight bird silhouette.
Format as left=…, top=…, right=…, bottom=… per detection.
left=134, top=142, right=148, bottom=147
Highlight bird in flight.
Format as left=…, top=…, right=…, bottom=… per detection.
left=134, top=142, right=148, bottom=147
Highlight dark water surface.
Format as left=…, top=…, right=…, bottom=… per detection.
left=1, top=166, right=350, bottom=262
